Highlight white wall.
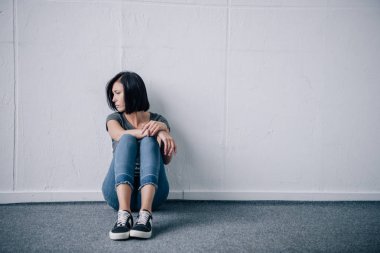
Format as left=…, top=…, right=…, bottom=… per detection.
left=1, top=0, right=379, bottom=203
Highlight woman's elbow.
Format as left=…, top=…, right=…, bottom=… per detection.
left=114, top=131, right=131, bottom=142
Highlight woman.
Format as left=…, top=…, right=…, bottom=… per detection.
left=101, top=71, right=176, bottom=240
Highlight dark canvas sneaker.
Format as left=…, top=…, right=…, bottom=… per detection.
left=130, top=209, right=153, bottom=239
left=109, top=210, right=133, bottom=240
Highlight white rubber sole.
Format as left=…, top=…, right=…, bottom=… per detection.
left=130, top=229, right=152, bottom=239
left=109, top=231, right=130, bottom=240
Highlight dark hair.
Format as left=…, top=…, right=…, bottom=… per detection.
left=105, top=71, right=150, bottom=113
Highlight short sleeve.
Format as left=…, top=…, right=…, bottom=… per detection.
left=155, top=114, right=171, bottom=132
left=106, top=113, right=122, bottom=131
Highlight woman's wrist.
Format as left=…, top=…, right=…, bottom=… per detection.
left=159, top=123, right=169, bottom=132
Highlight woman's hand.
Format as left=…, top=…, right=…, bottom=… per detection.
left=141, top=121, right=168, bottom=136
left=157, top=130, right=176, bottom=157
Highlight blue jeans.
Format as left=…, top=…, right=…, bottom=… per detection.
left=102, top=134, right=169, bottom=212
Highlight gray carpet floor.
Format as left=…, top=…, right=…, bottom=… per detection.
left=0, top=200, right=379, bottom=252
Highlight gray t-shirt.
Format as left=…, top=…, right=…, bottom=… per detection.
left=106, top=112, right=170, bottom=176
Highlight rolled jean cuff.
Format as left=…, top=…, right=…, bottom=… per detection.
left=138, top=174, right=158, bottom=191
left=115, top=174, right=134, bottom=191
left=115, top=181, right=134, bottom=191
left=138, top=182, right=158, bottom=191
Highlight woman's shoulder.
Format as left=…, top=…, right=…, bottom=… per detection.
left=149, top=111, right=165, bottom=120
left=105, top=112, right=124, bottom=132
left=149, top=111, right=158, bottom=118
left=106, top=111, right=122, bottom=121
left=150, top=111, right=170, bottom=130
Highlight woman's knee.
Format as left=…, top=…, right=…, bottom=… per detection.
left=140, top=136, right=159, bottom=147
left=140, top=137, right=160, bottom=157
left=115, top=134, right=138, bottom=154
left=119, top=133, right=137, bottom=144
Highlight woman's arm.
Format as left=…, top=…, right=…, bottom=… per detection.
left=107, top=120, right=147, bottom=141
left=157, top=131, right=176, bottom=165
left=141, top=121, right=169, bottom=136
left=162, top=148, right=173, bottom=165
left=157, top=136, right=174, bottom=165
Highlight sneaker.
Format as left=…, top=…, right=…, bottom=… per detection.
left=109, top=210, right=133, bottom=240
left=130, top=209, right=153, bottom=239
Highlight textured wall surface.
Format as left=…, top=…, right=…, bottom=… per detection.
left=1, top=0, right=379, bottom=203
left=0, top=0, right=14, bottom=192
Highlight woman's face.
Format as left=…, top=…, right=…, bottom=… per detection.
left=112, top=81, right=125, bottom=112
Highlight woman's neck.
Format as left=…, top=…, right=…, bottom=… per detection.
left=124, top=111, right=149, bottom=128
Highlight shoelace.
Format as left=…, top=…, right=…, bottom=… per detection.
left=136, top=211, right=151, bottom=225
left=116, top=211, right=130, bottom=227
